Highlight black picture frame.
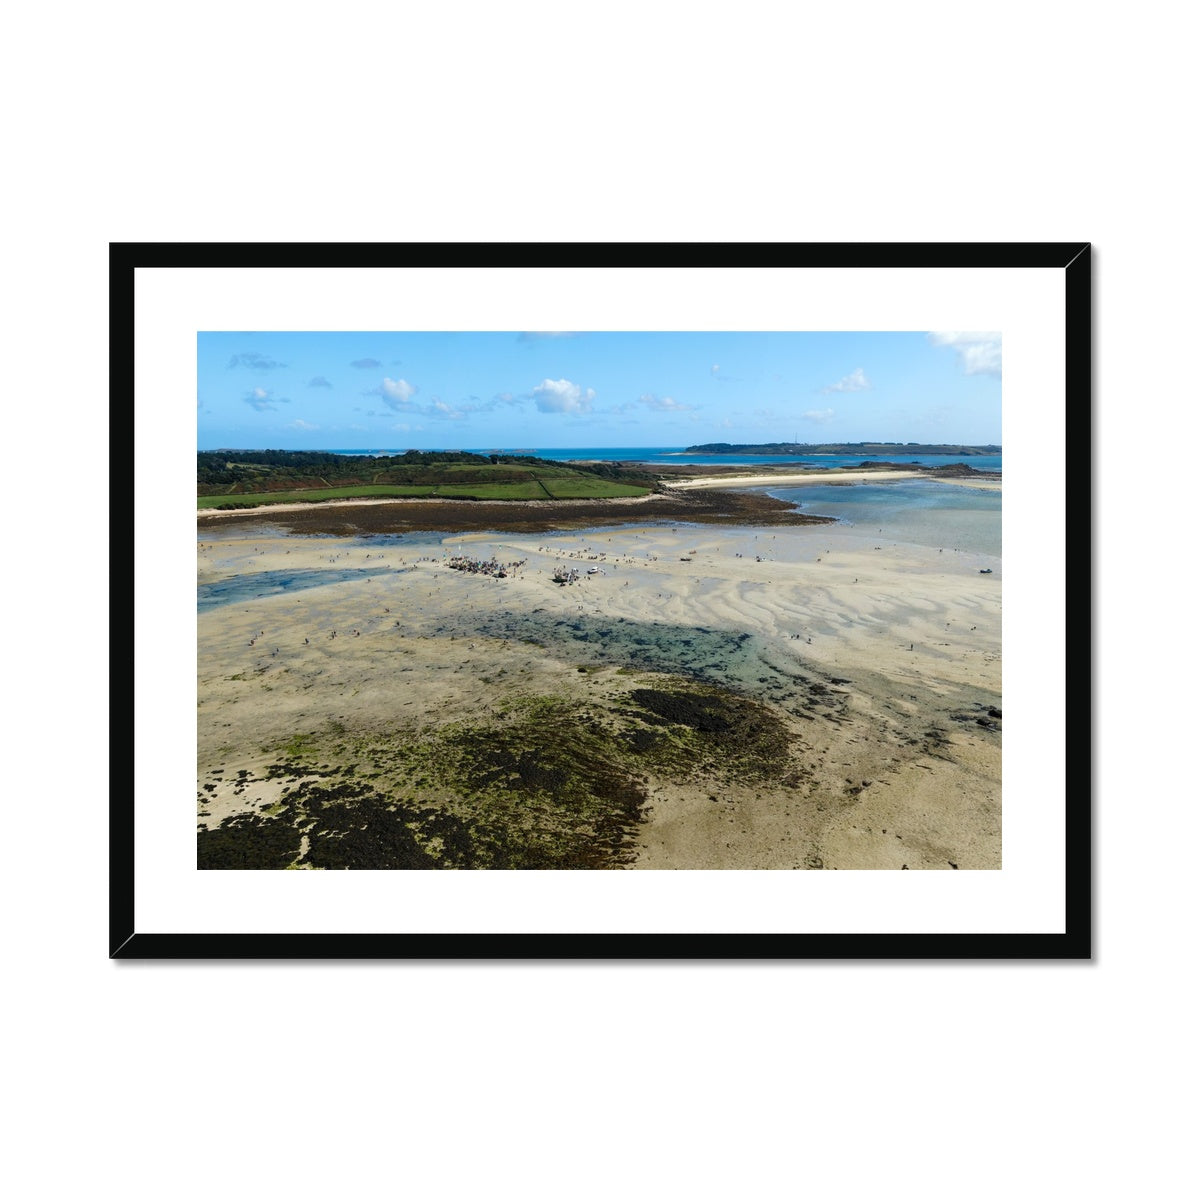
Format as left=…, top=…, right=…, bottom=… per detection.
left=112, top=242, right=1091, bottom=960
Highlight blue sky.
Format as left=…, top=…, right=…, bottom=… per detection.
left=197, top=330, right=1001, bottom=450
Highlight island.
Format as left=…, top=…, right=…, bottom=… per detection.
left=199, top=448, right=657, bottom=508
left=684, top=442, right=1001, bottom=456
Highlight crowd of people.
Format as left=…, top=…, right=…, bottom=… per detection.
left=446, top=554, right=526, bottom=579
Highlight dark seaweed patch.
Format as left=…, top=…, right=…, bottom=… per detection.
left=630, top=688, right=733, bottom=732
left=200, top=700, right=650, bottom=870
left=626, top=684, right=794, bottom=781
left=626, top=727, right=661, bottom=753
left=199, top=776, right=481, bottom=871
left=198, top=813, right=302, bottom=869
left=443, top=705, right=648, bottom=868
left=200, top=675, right=809, bottom=870
left=304, top=799, right=441, bottom=870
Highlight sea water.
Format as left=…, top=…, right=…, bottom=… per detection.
left=326, top=447, right=1004, bottom=473
left=769, top=479, right=1001, bottom=557
left=197, top=566, right=399, bottom=612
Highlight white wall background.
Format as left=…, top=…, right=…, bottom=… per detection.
left=3, top=3, right=1190, bottom=1197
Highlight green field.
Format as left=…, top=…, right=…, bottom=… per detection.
left=197, top=475, right=651, bottom=509
left=538, top=477, right=648, bottom=499
left=197, top=485, right=439, bottom=509
left=436, top=481, right=549, bottom=500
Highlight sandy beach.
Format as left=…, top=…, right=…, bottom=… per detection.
left=197, top=491, right=672, bottom=521
left=198, top=506, right=1001, bottom=870
left=664, top=468, right=1001, bottom=491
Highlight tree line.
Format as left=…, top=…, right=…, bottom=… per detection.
left=198, top=449, right=657, bottom=490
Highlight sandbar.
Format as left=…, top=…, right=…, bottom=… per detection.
left=664, top=469, right=1000, bottom=491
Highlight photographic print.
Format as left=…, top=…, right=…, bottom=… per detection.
left=196, top=332, right=1002, bottom=873
left=114, top=243, right=1089, bottom=957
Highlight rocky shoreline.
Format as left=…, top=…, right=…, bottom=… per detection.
left=198, top=486, right=837, bottom=536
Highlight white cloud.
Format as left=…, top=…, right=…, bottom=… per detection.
left=228, top=352, right=286, bottom=371
left=243, top=387, right=289, bottom=412
left=533, top=378, right=595, bottom=413
left=419, top=396, right=497, bottom=421
left=375, top=377, right=418, bottom=410
left=822, top=367, right=870, bottom=393
left=287, top=419, right=318, bottom=431
left=928, top=331, right=1002, bottom=377
left=639, top=393, right=692, bottom=412
left=803, top=408, right=836, bottom=424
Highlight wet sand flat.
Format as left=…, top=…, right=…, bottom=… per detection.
left=197, top=517, right=1000, bottom=870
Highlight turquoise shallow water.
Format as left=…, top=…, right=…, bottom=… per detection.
left=197, top=566, right=398, bottom=612
left=769, top=479, right=1001, bottom=557
left=325, top=447, right=1003, bottom=472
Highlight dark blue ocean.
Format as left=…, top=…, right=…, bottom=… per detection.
left=326, top=447, right=1003, bottom=472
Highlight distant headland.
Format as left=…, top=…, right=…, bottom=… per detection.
left=683, top=442, right=1001, bottom=456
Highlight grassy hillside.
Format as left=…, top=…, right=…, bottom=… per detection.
left=197, top=450, right=653, bottom=509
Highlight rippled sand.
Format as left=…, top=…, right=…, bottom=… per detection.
left=197, top=517, right=1001, bottom=869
